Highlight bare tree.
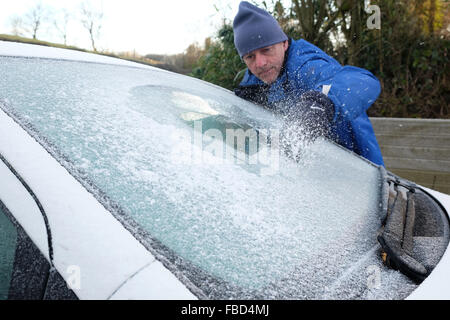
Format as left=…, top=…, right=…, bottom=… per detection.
left=24, top=3, right=48, bottom=39
left=80, top=2, right=103, bottom=52
left=9, top=15, right=25, bottom=36
left=54, top=9, right=70, bottom=45
left=183, top=42, right=205, bottom=69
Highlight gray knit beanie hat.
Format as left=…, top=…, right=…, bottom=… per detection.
left=233, top=1, right=288, bottom=58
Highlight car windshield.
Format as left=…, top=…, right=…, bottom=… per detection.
left=0, top=56, right=418, bottom=299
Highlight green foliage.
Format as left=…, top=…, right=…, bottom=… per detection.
left=370, top=35, right=449, bottom=118
left=357, top=0, right=450, bottom=118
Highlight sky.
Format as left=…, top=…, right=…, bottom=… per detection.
left=0, top=0, right=241, bottom=55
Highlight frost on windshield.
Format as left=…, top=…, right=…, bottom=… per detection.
left=0, top=57, right=417, bottom=299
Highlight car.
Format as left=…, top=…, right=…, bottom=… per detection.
left=0, top=40, right=449, bottom=300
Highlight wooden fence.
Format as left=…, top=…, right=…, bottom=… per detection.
left=370, top=117, right=450, bottom=195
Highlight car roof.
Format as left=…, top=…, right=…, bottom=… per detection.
left=0, top=40, right=168, bottom=72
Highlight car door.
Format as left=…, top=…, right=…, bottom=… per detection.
left=0, top=154, right=78, bottom=300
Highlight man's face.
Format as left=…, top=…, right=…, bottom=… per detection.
left=242, top=40, right=289, bottom=85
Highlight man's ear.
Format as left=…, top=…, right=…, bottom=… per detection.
left=283, top=40, right=289, bottom=52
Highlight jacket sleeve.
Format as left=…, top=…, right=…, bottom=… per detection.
left=295, top=57, right=381, bottom=122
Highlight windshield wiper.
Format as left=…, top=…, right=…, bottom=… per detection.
left=377, top=175, right=428, bottom=283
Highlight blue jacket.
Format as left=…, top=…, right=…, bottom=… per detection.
left=237, top=38, right=385, bottom=166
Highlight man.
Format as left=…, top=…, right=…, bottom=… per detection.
left=233, top=1, right=384, bottom=166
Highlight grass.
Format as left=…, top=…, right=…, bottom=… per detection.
left=0, top=34, right=89, bottom=52
left=0, top=34, right=185, bottom=73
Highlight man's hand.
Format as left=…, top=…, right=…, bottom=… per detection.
left=284, top=90, right=335, bottom=140
left=234, top=84, right=270, bottom=107
left=279, top=91, right=335, bottom=162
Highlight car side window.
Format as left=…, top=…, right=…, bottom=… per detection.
left=0, top=202, right=51, bottom=300
left=0, top=200, right=78, bottom=300
left=0, top=203, right=17, bottom=300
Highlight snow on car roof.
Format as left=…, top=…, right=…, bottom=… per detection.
left=0, top=40, right=166, bottom=71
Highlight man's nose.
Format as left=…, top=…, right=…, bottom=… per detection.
left=254, top=53, right=267, bottom=68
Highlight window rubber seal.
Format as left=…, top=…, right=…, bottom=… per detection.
left=0, top=152, right=54, bottom=265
